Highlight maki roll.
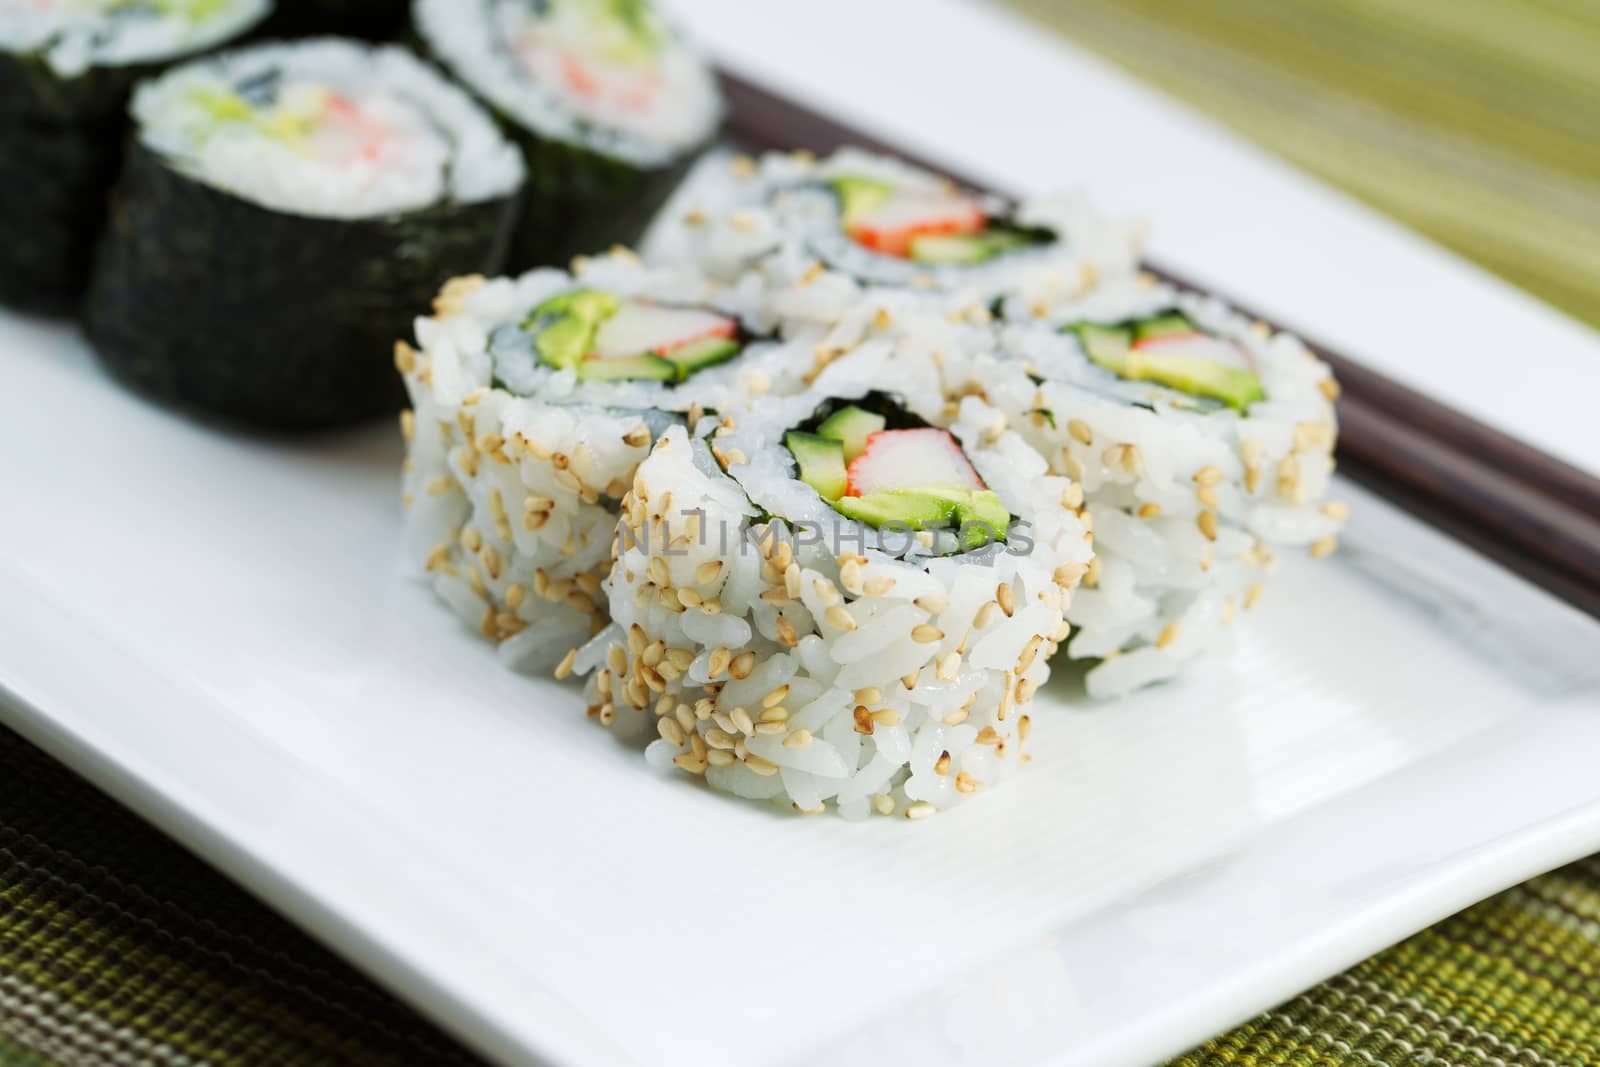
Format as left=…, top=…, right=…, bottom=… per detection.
left=959, top=280, right=1345, bottom=697
left=648, top=148, right=1138, bottom=316
left=414, top=0, right=723, bottom=269
left=263, top=0, right=410, bottom=40
left=579, top=384, right=1093, bottom=819
left=84, top=38, right=526, bottom=429
left=398, top=253, right=818, bottom=672
left=0, top=0, right=269, bottom=314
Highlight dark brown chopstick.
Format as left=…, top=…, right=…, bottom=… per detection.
left=715, top=70, right=1600, bottom=620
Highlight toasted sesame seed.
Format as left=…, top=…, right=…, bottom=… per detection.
left=1309, top=536, right=1339, bottom=559
left=853, top=706, right=875, bottom=735
left=906, top=802, right=936, bottom=821
left=729, top=651, right=757, bottom=680
left=911, top=624, right=944, bottom=644
left=1137, top=502, right=1163, bottom=519
left=598, top=705, right=616, bottom=727
left=553, top=647, right=578, bottom=680
left=677, top=587, right=703, bottom=609
left=974, top=601, right=1000, bottom=629
left=1318, top=378, right=1342, bottom=401
left=839, top=558, right=864, bottom=594
left=1102, top=444, right=1127, bottom=470
left=1194, top=465, right=1223, bottom=488
left=1067, top=418, right=1093, bottom=446
left=425, top=475, right=453, bottom=497
left=703, top=749, right=733, bottom=768
left=872, top=794, right=895, bottom=815
left=914, top=594, right=949, bottom=615
left=695, top=560, right=724, bottom=585
left=728, top=706, right=754, bottom=737
left=1196, top=485, right=1220, bottom=509
left=825, top=605, right=858, bottom=631
left=658, top=717, right=686, bottom=746
left=1245, top=583, right=1266, bottom=610
left=936, top=651, right=961, bottom=682
left=705, top=727, right=736, bottom=751
left=673, top=753, right=708, bottom=775
left=1053, top=561, right=1089, bottom=588
left=934, top=751, right=952, bottom=775
left=955, top=772, right=978, bottom=794
left=783, top=729, right=813, bottom=749
left=871, top=708, right=902, bottom=727
left=1197, top=510, right=1219, bottom=541
left=1322, top=500, right=1351, bottom=521
left=1221, top=598, right=1237, bottom=625
left=1018, top=635, right=1043, bottom=673
left=1156, top=623, right=1181, bottom=649
left=394, top=341, right=417, bottom=374
left=784, top=563, right=803, bottom=598
left=995, top=582, right=1016, bottom=617
left=776, top=616, right=799, bottom=647
left=1244, top=465, right=1263, bottom=494
left=743, top=755, right=779, bottom=777
left=863, top=575, right=896, bottom=597
left=1122, top=444, right=1144, bottom=475
left=976, top=726, right=1001, bottom=746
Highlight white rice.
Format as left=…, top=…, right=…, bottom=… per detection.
left=414, top=0, right=722, bottom=167
left=938, top=279, right=1346, bottom=697
left=584, top=363, right=1093, bottom=819
left=0, top=0, right=268, bottom=78
left=399, top=254, right=828, bottom=671
left=133, top=39, right=526, bottom=218
left=645, top=148, right=1141, bottom=314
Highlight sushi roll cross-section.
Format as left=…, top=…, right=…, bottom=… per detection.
left=958, top=281, right=1346, bottom=697
left=415, top=0, right=723, bottom=269
left=648, top=148, right=1139, bottom=316
left=0, top=0, right=269, bottom=314
left=83, top=38, right=526, bottom=429
left=576, top=382, right=1093, bottom=819
left=399, top=255, right=823, bottom=673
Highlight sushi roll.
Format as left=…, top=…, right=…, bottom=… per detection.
left=263, top=0, right=410, bottom=40
left=954, top=280, right=1346, bottom=697
left=0, top=0, right=269, bottom=314
left=414, top=0, right=723, bottom=269
left=398, top=253, right=821, bottom=672
left=648, top=148, right=1139, bottom=317
left=83, top=38, right=526, bottom=429
left=579, top=384, right=1093, bottom=819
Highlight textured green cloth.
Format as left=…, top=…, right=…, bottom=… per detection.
left=3, top=719, right=1599, bottom=1066
left=1002, top=0, right=1600, bottom=330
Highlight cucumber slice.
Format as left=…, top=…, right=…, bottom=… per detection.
left=828, top=175, right=893, bottom=226
left=1124, top=353, right=1264, bottom=412
left=666, top=336, right=740, bottom=377
left=915, top=488, right=1011, bottom=547
left=1068, top=322, right=1134, bottom=373
left=1132, top=313, right=1195, bottom=341
left=834, top=490, right=957, bottom=529
left=815, top=405, right=886, bottom=462
left=576, top=353, right=677, bottom=382
left=786, top=432, right=848, bottom=500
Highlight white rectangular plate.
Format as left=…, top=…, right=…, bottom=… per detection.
left=4, top=312, right=1600, bottom=1067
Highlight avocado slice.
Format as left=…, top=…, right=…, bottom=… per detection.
left=834, top=490, right=957, bottom=529
left=1132, top=313, right=1195, bottom=341
left=526, top=289, right=621, bottom=370
left=667, top=336, right=740, bottom=377
left=787, top=432, right=848, bottom=500
left=908, top=231, right=1031, bottom=265
left=815, top=405, right=886, bottom=463
left=915, top=488, right=1011, bottom=548
left=828, top=175, right=893, bottom=226
left=1068, top=322, right=1134, bottom=373
left=1124, top=353, right=1264, bottom=412
left=576, top=353, right=677, bottom=382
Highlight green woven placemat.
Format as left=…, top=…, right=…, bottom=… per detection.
left=1002, top=0, right=1600, bottom=331
left=3, top=721, right=1598, bottom=1066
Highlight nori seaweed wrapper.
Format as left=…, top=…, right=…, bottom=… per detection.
left=262, top=0, right=411, bottom=41
left=505, top=120, right=702, bottom=269
left=0, top=16, right=268, bottom=315
left=84, top=139, right=520, bottom=430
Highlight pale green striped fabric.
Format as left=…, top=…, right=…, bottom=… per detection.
left=1002, top=0, right=1600, bottom=327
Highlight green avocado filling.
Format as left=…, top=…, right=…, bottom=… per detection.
left=788, top=403, right=1012, bottom=553
left=1066, top=312, right=1265, bottom=412
left=520, top=289, right=742, bottom=383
